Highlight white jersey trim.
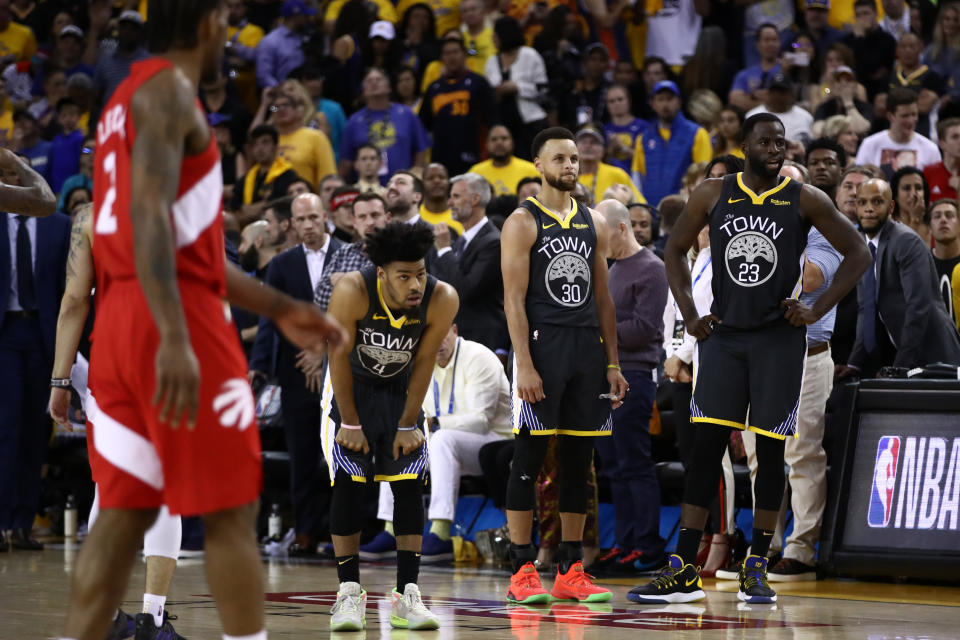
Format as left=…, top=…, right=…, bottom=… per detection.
left=87, top=392, right=165, bottom=490
left=171, top=162, right=222, bottom=249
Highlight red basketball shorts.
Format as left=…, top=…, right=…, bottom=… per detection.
left=87, top=280, right=262, bottom=516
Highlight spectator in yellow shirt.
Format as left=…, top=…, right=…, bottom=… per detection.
left=468, top=125, right=540, bottom=195
left=460, top=0, right=495, bottom=73
left=270, top=92, right=336, bottom=189
left=226, top=0, right=265, bottom=110
left=398, top=0, right=461, bottom=37
left=0, top=0, right=36, bottom=63
left=577, top=124, right=646, bottom=205
left=420, top=162, right=464, bottom=233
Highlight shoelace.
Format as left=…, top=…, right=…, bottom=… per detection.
left=565, top=569, right=598, bottom=587
left=515, top=569, right=544, bottom=589
left=742, top=569, right=768, bottom=591
left=648, top=565, right=681, bottom=590
left=404, top=591, right=431, bottom=614
left=334, top=593, right=361, bottom=614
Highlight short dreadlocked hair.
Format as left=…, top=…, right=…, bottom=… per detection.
left=364, top=220, right=435, bottom=267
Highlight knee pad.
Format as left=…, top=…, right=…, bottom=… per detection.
left=390, top=479, right=424, bottom=536
left=556, top=436, right=594, bottom=514
left=505, top=433, right=549, bottom=511
left=142, top=506, right=182, bottom=560
left=753, top=436, right=787, bottom=511
left=330, top=470, right=365, bottom=536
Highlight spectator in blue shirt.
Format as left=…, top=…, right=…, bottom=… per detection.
left=729, top=23, right=783, bottom=113
left=14, top=110, right=51, bottom=186
left=256, top=0, right=315, bottom=88
left=298, top=66, right=348, bottom=163
left=339, top=67, right=431, bottom=184
left=780, top=0, right=843, bottom=60
left=603, top=84, right=648, bottom=174
left=32, top=25, right=95, bottom=97
left=57, top=135, right=94, bottom=213
left=49, top=98, right=83, bottom=193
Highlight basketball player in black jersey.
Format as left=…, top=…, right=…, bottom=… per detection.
left=628, top=114, right=870, bottom=605
left=323, top=220, right=459, bottom=630
left=500, top=127, right=629, bottom=604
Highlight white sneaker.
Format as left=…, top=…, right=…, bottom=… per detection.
left=331, top=582, right=366, bottom=631
left=391, top=583, right=440, bottom=629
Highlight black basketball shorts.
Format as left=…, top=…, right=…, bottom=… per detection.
left=691, top=321, right=807, bottom=440
left=512, top=325, right=612, bottom=436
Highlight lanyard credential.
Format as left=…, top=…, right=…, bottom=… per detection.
left=432, top=338, right=461, bottom=418
left=673, top=256, right=712, bottom=312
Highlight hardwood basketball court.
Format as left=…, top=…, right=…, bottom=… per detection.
left=4, top=545, right=959, bottom=639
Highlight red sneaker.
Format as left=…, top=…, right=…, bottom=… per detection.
left=507, top=562, right=551, bottom=604
left=550, top=561, right=612, bottom=602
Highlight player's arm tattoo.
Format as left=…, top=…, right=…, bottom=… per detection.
left=0, top=149, right=57, bottom=217
left=128, top=70, right=193, bottom=341
left=52, top=204, right=94, bottom=379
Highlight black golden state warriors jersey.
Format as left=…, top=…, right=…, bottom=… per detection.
left=349, top=266, right=437, bottom=385
left=521, top=196, right=598, bottom=328
left=709, top=173, right=809, bottom=329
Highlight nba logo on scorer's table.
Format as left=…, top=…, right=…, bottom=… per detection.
left=868, top=436, right=901, bottom=528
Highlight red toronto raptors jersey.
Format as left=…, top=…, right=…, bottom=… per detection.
left=92, top=57, right=225, bottom=300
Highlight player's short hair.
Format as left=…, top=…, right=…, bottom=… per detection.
left=742, top=112, right=784, bottom=140
left=805, top=137, right=847, bottom=168
left=364, top=220, right=435, bottom=267
left=887, top=87, right=918, bottom=114
left=147, top=0, right=222, bottom=53
left=531, top=126, right=576, bottom=160
left=250, top=124, right=279, bottom=146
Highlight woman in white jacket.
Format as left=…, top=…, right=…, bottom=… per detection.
left=484, top=16, right=549, bottom=160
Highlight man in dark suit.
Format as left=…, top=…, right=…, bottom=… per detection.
left=0, top=171, right=66, bottom=550
left=431, top=172, right=508, bottom=357
left=249, top=192, right=342, bottom=555
left=841, top=179, right=960, bottom=378
left=0, top=150, right=60, bottom=551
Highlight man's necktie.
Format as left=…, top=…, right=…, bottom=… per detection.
left=861, top=242, right=877, bottom=353
left=16, top=215, right=36, bottom=311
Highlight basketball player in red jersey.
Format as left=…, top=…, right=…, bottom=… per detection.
left=60, top=3, right=346, bottom=640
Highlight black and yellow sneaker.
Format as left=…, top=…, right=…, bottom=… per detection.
left=626, top=554, right=705, bottom=604
left=737, top=555, right=778, bottom=603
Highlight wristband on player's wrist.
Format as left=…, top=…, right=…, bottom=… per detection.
left=607, top=364, right=621, bottom=371
left=50, top=378, right=72, bottom=388
left=340, top=423, right=362, bottom=431
left=397, top=425, right=418, bottom=432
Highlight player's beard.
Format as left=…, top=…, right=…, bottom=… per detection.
left=748, top=153, right=782, bottom=180
left=544, top=171, right=577, bottom=192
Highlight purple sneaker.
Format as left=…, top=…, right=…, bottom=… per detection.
left=359, top=530, right=396, bottom=560
left=134, top=612, right=187, bottom=640
left=420, top=532, right=454, bottom=563
left=106, top=609, right=135, bottom=640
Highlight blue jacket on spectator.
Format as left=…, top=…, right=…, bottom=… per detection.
left=641, top=112, right=700, bottom=208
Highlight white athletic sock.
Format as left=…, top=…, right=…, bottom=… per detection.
left=223, top=631, right=267, bottom=640
left=143, top=593, right=166, bottom=627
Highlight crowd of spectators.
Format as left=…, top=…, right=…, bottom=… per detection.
left=4, top=0, right=960, bottom=586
